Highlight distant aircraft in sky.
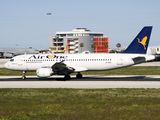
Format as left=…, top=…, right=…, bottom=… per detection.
left=0, top=48, right=39, bottom=58
left=4, top=26, right=155, bottom=80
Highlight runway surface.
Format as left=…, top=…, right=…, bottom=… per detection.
left=0, top=75, right=160, bottom=88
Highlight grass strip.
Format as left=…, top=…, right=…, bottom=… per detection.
left=0, top=88, right=160, bottom=120
left=0, top=66, right=160, bottom=76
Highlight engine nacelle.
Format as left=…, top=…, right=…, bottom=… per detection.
left=36, top=68, right=53, bottom=77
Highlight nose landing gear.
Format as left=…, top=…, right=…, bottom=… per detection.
left=22, top=71, right=26, bottom=80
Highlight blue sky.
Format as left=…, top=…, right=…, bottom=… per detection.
left=0, top=0, right=160, bottom=50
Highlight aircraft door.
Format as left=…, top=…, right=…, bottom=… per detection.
left=18, top=56, right=26, bottom=70
left=18, top=57, right=23, bottom=67
left=117, top=56, right=123, bottom=65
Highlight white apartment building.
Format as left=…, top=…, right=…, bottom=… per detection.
left=50, top=28, right=103, bottom=53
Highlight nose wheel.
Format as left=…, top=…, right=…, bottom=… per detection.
left=22, top=71, right=26, bottom=80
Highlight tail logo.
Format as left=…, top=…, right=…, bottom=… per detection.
left=137, top=36, right=147, bottom=50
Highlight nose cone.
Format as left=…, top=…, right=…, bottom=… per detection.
left=4, top=62, right=9, bottom=69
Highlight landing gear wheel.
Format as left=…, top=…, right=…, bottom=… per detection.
left=22, top=71, right=26, bottom=80
left=64, top=75, right=71, bottom=80
left=22, top=76, right=26, bottom=80
left=76, top=73, right=82, bottom=79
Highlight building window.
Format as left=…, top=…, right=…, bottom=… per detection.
left=67, top=34, right=73, bottom=36
left=58, top=43, right=63, bottom=46
left=53, top=39, right=56, bottom=42
left=90, top=34, right=103, bottom=36
left=57, top=34, right=66, bottom=37
left=58, top=39, right=63, bottom=42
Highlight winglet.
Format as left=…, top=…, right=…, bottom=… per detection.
left=123, top=26, right=152, bottom=54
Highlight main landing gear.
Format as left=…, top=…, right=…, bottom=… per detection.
left=64, top=75, right=71, bottom=80
left=22, top=71, right=26, bottom=80
left=76, top=72, right=82, bottom=79
left=64, top=73, right=83, bottom=80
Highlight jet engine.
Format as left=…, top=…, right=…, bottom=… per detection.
left=36, top=68, right=53, bottom=77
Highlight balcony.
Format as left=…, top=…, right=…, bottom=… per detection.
left=74, top=40, right=78, bottom=43
left=75, top=44, right=78, bottom=47
left=68, top=42, right=75, bottom=45
left=70, top=51, right=74, bottom=54
left=69, top=46, right=75, bottom=49
left=75, top=48, right=79, bottom=51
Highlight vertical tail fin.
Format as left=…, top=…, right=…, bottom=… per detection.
left=122, top=26, right=152, bottom=54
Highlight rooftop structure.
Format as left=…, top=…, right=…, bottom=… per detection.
left=56, top=28, right=103, bottom=37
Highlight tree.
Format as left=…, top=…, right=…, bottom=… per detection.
left=109, top=49, right=117, bottom=53
left=104, top=44, right=108, bottom=53
left=116, top=43, right=121, bottom=52
left=80, top=43, right=84, bottom=53
left=91, top=44, right=96, bottom=53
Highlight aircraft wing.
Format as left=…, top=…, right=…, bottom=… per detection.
left=0, top=51, right=15, bottom=54
left=67, top=65, right=88, bottom=72
left=0, top=51, right=16, bottom=58
left=51, top=62, right=88, bottom=75
left=0, top=48, right=16, bottom=53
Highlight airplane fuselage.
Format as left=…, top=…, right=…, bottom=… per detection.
left=4, top=53, right=155, bottom=72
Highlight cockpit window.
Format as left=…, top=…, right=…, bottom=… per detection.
left=10, top=59, right=14, bottom=62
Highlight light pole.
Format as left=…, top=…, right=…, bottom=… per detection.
left=47, top=13, right=51, bottom=48
left=55, top=35, right=59, bottom=54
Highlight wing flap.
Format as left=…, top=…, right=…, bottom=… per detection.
left=68, top=65, right=88, bottom=72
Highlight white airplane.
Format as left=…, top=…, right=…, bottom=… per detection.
left=4, top=26, right=155, bottom=80
left=0, top=48, right=39, bottom=58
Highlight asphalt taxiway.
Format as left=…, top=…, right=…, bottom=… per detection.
left=0, top=75, right=160, bottom=88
